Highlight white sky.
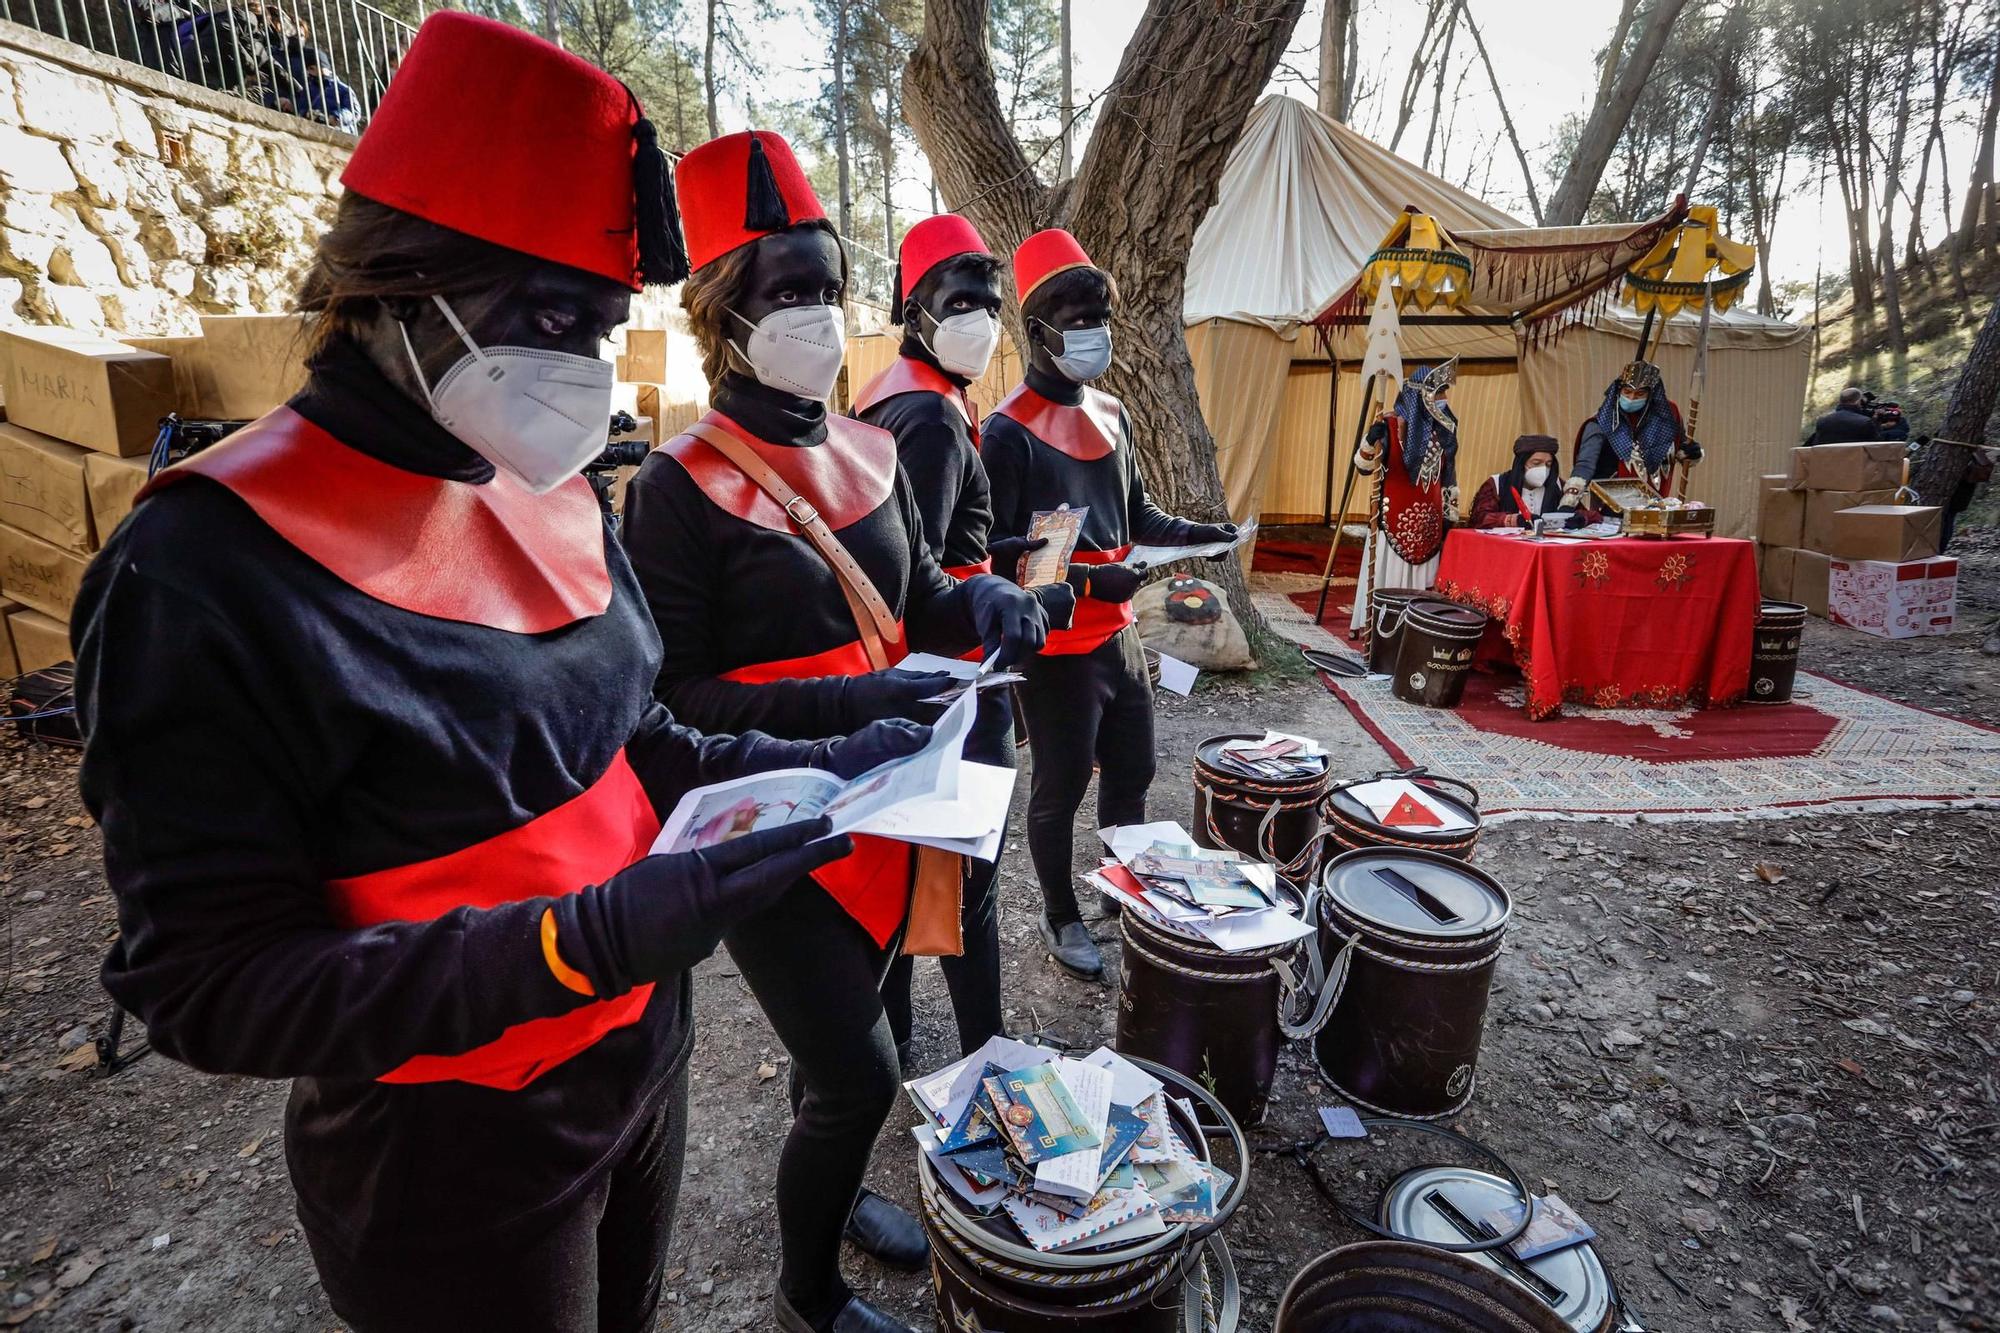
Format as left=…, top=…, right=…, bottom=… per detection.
left=728, top=0, right=1982, bottom=298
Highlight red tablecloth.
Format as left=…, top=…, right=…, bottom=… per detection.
left=1433, top=530, right=1760, bottom=720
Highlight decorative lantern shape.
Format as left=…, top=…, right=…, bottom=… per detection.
left=1360, top=209, right=1472, bottom=313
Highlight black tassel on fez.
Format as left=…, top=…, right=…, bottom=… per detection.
left=632, top=116, right=689, bottom=286
left=744, top=133, right=791, bottom=232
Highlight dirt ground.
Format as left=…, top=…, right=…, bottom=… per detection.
left=1, top=531, right=1995, bottom=1332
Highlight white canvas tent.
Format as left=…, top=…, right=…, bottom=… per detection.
left=1184, top=96, right=1809, bottom=539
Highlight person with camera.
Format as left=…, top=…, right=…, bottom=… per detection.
left=1808, top=386, right=1882, bottom=445
left=69, top=19, right=928, bottom=1332
left=981, top=229, right=1237, bottom=982
left=850, top=214, right=1074, bottom=1066
left=619, top=132, right=1049, bottom=1333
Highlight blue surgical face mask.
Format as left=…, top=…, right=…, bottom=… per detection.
left=1618, top=393, right=1648, bottom=413
left=1039, top=320, right=1113, bottom=383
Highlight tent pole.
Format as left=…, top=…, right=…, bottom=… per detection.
left=1319, top=323, right=1340, bottom=523
left=1633, top=306, right=1658, bottom=362
left=1314, top=367, right=1379, bottom=628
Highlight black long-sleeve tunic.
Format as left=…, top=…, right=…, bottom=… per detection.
left=72, top=342, right=815, bottom=1252
left=855, top=343, right=993, bottom=573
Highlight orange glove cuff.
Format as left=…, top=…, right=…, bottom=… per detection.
left=540, top=907, right=595, bottom=997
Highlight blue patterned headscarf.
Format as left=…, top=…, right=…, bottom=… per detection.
left=1392, top=365, right=1458, bottom=486
left=1593, top=375, right=1680, bottom=474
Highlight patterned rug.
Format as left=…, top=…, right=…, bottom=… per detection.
left=1251, top=578, right=2000, bottom=824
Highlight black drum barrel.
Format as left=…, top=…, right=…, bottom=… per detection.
left=1308, top=848, right=1511, bottom=1119
left=1391, top=600, right=1488, bottom=708
left=1323, top=770, right=1483, bottom=862
left=1275, top=1241, right=1574, bottom=1333
left=1191, top=733, right=1333, bottom=882
left=1116, top=906, right=1296, bottom=1126
left=1367, top=587, right=1430, bottom=675
left=1748, top=600, right=1807, bottom=703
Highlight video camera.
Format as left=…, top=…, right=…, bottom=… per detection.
left=583, top=411, right=654, bottom=524
left=150, top=413, right=252, bottom=473
left=1857, top=391, right=1909, bottom=440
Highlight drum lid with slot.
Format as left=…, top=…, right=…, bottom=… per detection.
left=1379, top=1165, right=1613, bottom=1333
left=1324, top=849, right=1508, bottom=939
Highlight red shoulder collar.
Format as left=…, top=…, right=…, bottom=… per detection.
left=660, top=410, right=899, bottom=533
left=853, top=356, right=972, bottom=425
left=139, top=408, right=611, bottom=633
left=990, top=383, right=1120, bottom=460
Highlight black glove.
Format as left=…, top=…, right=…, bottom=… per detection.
left=1069, top=561, right=1148, bottom=603
left=549, top=820, right=850, bottom=995
left=963, top=572, right=1048, bottom=667
left=1186, top=522, right=1238, bottom=557
left=987, top=534, right=1047, bottom=584
left=1681, top=439, right=1704, bottom=462
left=819, top=718, right=933, bottom=779
left=1033, top=580, right=1077, bottom=630
left=840, top=669, right=952, bottom=726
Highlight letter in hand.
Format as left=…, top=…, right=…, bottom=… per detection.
left=824, top=718, right=933, bottom=779
left=988, top=534, right=1048, bottom=584
left=843, top=669, right=954, bottom=726
left=549, top=820, right=851, bottom=996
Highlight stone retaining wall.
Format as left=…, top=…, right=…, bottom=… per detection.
left=0, top=20, right=352, bottom=338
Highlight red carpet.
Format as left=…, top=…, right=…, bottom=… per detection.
left=1252, top=529, right=1361, bottom=578
left=1288, top=586, right=1361, bottom=637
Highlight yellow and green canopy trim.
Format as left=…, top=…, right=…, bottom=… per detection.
left=1621, top=204, right=1755, bottom=320
left=1361, top=210, right=1472, bottom=312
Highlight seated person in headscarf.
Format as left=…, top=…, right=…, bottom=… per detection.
left=1564, top=359, right=1701, bottom=504
left=1469, top=434, right=1580, bottom=528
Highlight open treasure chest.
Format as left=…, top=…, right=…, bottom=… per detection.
left=1588, top=476, right=1716, bottom=538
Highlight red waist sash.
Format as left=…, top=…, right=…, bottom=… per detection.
left=1043, top=546, right=1134, bottom=655
left=325, top=752, right=661, bottom=1089
left=719, top=635, right=913, bottom=947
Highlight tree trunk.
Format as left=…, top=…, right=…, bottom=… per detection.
left=1317, top=0, right=1353, bottom=121
left=704, top=0, right=720, bottom=139
left=1594, top=0, right=1639, bottom=111
left=1463, top=8, right=1538, bottom=222
left=907, top=0, right=1308, bottom=631
left=1876, top=35, right=1917, bottom=354
left=833, top=0, right=852, bottom=242
left=1058, top=0, right=1073, bottom=180
left=1680, top=76, right=1724, bottom=199
left=1545, top=0, right=1692, bottom=226
left=1959, top=44, right=1998, bottom=249
left=1907, top=295, right=2000, bottom=508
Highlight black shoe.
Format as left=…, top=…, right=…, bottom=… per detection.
left=843, top=1188, right=927, bottom=1270
left=773, top=1289, right=920, bottom=1333
left=1038, top=914, right=1105, bottom=980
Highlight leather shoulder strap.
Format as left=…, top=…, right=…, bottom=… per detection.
left=685, top=420, right=903, bottom=667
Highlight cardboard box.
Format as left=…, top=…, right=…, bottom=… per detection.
left=120, top=335, right=230, bottom=418
left=1802, top=487, right=1898, bottom=553
left=1758, top=486, right=1805, bottom=550
left=0, top=423, right=95, bottom=553
left=1759, top=544, right=1796, bottom=601
left=0, top=597, right=19, bottom=679
left=1787, top=447, right=1810, bottom=489
left=1797, top=442, right=1906, bottom=492
left=1828, top=555, right=1958, bottom=639
left=624, top=329, right=668, bottom=383
left=197, top=314, right=314, bottom=417
left=0, top=328, right=174, bottom=457
left=0, top=522, right=89, bottom=619
left=1825, top=504, right=1942, bottom=563
left=1761, top=472, right=1790, bottom=492
left=6, top=606, right=69, bottom=672
left=1791, top=548, right=1831, bottom=617
left=84, top=452, right=150, bottom=542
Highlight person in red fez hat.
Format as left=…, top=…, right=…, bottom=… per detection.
left=620, top=133, right=1050, bottom=1333
left=983, top=228, right=1240, bottom=981
left=851, top=214, right=1075, bottom=1070
left=68, top=17, right=929, bottom=1332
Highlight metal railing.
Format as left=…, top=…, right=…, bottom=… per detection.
left=3, top=0, right=416, bottom=133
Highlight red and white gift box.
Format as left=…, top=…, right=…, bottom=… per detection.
left=1827, top=555, right=1958, bottom=639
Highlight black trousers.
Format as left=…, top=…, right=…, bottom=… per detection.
left=726, top=879, right=901, bottom=1326
left=306, top=1062, right=688, bottom=1333
left=883, top=688, right=1012, bottom=1056
left=1014, top=625, right=1156, bottom=927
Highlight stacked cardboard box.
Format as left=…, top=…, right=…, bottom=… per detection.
left=1753, top=443, right=1951, bottom=634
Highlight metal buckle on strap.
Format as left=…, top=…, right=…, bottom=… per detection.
left=785, top=496, right=820, bottom=528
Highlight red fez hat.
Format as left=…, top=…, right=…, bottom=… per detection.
left=674, top=131, right=827, bottom=273
left=1015, top=228, right=1096, bottom=304
left=342, top=13, right=686, bottom=290
left=896, top=215, right=990, bottom=306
